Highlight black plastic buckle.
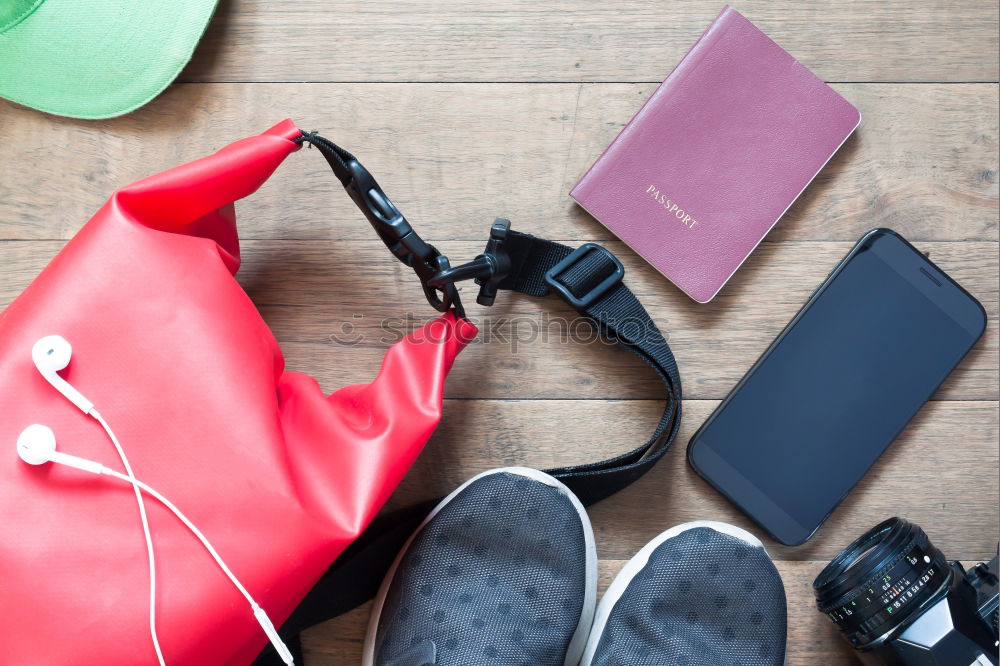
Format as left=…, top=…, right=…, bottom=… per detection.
left=343, top=160, right=436, bottom=273
left=342, top=160, right=462, bottom=315
left=544, top=243, right=624, bottom=309
left=427, top=218, right=512, bottom=308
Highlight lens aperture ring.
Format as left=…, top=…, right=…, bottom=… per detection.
left=814, top=518, right=951, bottom=648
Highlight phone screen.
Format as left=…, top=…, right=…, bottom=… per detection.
left=688, top=229, right=986, bottom=545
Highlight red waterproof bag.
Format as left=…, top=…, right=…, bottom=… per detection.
left=0, top=120, right=475, bottom=664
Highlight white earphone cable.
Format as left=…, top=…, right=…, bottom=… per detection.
left=99, top=466, right=295, bottom=665
left=29, top=334, right=291, bottom=665
left=90, top=409, right=166, bottom=666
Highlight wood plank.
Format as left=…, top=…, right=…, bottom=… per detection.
left=0, top=3, right=994, bottom=666
left=250, top=240, right=1000, bottom=402
left=179, top=1, right=1000, bottom=83
left=299, top=558, right=982, bottom=664
left=3, top=242, right=991, bottom=558
left=386, top=399, right=999, bottom=563
left=1, top=83, right=996, bottom=243
left=0, top=240, right=995, bottom=401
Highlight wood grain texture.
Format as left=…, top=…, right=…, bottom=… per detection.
left=179, top=1, right=1000, bottom=83
left=392, top=400, right=999, bottom=563
left=2, top=240, right=993, bottom=401
left=1, top=83, right=997, bottom=242
left=0, top=2, right=996, bottom=664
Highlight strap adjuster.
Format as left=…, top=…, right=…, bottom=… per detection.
left=544, top=243, right=625, bottom=309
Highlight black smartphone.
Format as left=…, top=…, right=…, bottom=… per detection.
left=687, top=229, right=986, bottom=546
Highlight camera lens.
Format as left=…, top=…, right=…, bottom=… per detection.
left=813, top=518, right=952, bottom=649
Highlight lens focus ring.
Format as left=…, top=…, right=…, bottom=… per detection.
left=813, top=518, right=951, bottom=648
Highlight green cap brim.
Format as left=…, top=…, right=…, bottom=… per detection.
left=0, top=0, right=219, bottom=119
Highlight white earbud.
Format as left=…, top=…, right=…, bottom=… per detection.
left=17, top=424, right=104, bottom=475
left=14, top=423, right=294, bottom=665
left=32, top=335, right=95, bottom=414
left=24, top=335, right=294, bottom=664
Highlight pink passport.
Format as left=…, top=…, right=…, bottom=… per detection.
left=570, top=6, right=860, bottom=303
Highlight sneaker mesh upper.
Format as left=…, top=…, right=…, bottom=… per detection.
left=590, top=526, right=787, bottom=666
left=374, top=471, right=589, bottom=666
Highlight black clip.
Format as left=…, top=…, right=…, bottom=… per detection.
left=427, top=218, right=512, bottom=307
left=341, top=159, right=464, bottom=316
left=300, top=132, right=531, bottom=319
left=296, top=131, right=465, bottom=316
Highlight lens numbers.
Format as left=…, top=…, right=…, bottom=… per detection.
left=881, top=567, right=935, bottom=610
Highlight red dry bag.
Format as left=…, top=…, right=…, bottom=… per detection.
left=0, top=120, right=475, bottom=664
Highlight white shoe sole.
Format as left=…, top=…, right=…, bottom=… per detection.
left=361, top=467, right=598, bottom=666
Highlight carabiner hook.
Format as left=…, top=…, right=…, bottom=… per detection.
left=342, top=161, right=465, bottom=316
left=297, top=131, right=465, bottom=317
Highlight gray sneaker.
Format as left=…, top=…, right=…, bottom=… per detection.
left=362, top=467, right=597, bottom=666
left=581, top=521, right=787, bottom=666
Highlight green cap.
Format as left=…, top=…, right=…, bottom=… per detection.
left=0, top=0, right=218, bottom=119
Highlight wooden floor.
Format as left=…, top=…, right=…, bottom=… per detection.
left=1, top=1, right=997, bottom=664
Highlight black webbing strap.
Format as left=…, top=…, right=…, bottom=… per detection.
left=493, top=230, right=682, bottom=505
left=252, top=137, right=682, bottom=665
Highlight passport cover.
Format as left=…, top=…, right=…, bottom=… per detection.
left=570, top=5, right=860, bottom=303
